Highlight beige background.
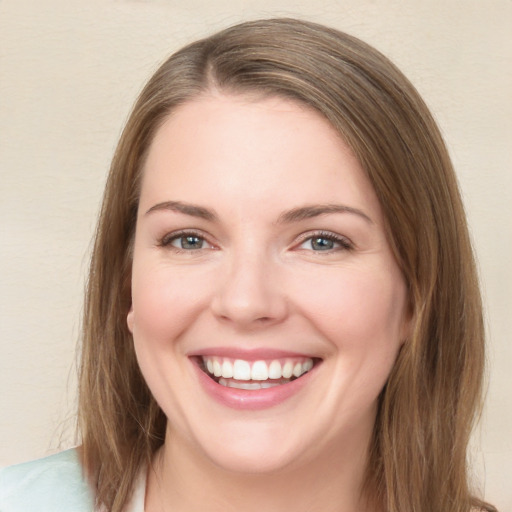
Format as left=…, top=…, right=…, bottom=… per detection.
left=1, top=0, right=510, bottom=509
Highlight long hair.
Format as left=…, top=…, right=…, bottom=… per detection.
left=78, top=18, right=494, bottom=512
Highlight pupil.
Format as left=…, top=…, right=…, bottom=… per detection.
left=312, top=237, right=333, bottom=250
left=182, top=236, right=202, bottom=249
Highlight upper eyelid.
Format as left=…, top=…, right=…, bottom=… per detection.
left=294, top=230, right=353, bottom=246
left=160, top=228, right=213, bottom=246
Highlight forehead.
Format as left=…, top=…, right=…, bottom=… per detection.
left=140, top=93, right=382, bottom=222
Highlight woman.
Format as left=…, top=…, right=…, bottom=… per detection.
left=0, top=18, right=496, bottom=512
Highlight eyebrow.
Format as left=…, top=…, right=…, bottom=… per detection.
left=277, top=204, right=373, bottom=224
left=145, top=201, right=372, bottom=224
left=145, top=201, right=218, bottom=221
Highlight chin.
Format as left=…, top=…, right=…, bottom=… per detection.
left=182, top=420, right=308, bottom=475
left=203, top=441, right=299, bottom=475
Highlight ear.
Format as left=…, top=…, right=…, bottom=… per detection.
left=127, top=305, right=134, bottom=333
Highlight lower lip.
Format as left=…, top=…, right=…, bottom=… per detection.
left=192, top=360, right=318, bottom=410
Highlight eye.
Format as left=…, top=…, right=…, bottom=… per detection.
left=160, top=230, right=212, bottom=251
left=171, top=234, right=205, bottom=250
left=297, top=232, right=352, bottom=252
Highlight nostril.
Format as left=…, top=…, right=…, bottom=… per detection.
left=212, top=300, right=287, bottom=328
left=256, top=316, right=273, bottom=323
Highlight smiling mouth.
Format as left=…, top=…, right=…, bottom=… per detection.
left=198, top=356, right=318, bottom=390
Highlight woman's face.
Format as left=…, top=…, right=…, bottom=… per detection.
left=128, top=94, right=409, bottom=473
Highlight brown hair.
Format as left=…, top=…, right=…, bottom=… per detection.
left=78, top=18, right=495, bottom=512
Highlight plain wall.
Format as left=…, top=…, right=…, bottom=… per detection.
left=1, top=1, right=511, bottom=510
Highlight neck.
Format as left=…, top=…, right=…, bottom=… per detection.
left=145, top=425, right=377, bottom=512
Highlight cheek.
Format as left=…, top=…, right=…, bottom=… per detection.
left=129, top=265, right=208, bottom=416
left=129, top=264, right=212, bottom=345
left=291, top=265, right=407, bottom=353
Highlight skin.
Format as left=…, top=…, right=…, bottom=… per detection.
left=127, top=93, right=409, bottom=512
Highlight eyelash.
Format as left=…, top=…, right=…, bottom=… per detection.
left=158, top=229, right=213, bottom=252
left=295, top=231, right=354, bottom=252
left=158, top=230, right=353, bottom=253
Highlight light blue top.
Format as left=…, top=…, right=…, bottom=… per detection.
left=0, top=449, right=145, bottom=511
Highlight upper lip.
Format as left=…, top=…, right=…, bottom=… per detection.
left=187, top=346, right=319, bottom=361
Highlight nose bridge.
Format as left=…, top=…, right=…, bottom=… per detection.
left=211, top=238, right=287, bottom=327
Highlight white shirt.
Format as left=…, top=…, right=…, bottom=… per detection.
left=0, top=448, right=146, bottom=512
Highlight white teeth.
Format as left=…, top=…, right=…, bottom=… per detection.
left=219, top=378, right=283, bottom=390
left=221, top=360, right=233, bottom=378
left=233, top=359, right=251, bottom=380
left=251, top=360, right=268, bottom=380
left=282, top=361, right=293, bottom=379
left=260, top=381, right=281, bottom=389
left=303, top=359, right=314, bottom=372
left=230, top=380, right=261, bottom=390
left=268, top=360, right=282, bottom=379
left=292, top=362, right=303, bottom=378
left=202, top=356, right=315, bottom=384
left=213, top=359, right=222, bottom=377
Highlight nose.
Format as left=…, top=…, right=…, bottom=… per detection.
left=210, top=250, right=288, bottom=329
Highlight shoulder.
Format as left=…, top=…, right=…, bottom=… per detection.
left=0, top=448, right=95, bottom=511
